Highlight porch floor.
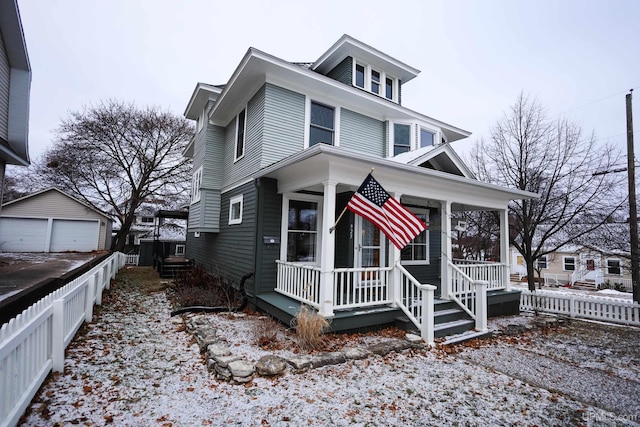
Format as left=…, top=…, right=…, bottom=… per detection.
left=254, top=289, right=522, bottom=336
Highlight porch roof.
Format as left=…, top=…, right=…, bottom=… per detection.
left=254, top=144, right=538, bottom=210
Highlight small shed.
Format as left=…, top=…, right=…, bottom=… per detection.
left=0, top=188, right=112, bottom=252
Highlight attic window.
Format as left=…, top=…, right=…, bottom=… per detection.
left=353, top=61, right=398, bottom=102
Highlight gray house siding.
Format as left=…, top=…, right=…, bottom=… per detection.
left=253, top=177, right=281, bottom=296
left=326, top=56, right=352, bottom=86
left=262, top=84, right=306, bottom=168
left=340, top=108, right=386, bottom=158
left=0, top=31, right=8, bottom=140
left=223, top=88, right=264, bottom=188
left=185, top=181, right=257, bottom=289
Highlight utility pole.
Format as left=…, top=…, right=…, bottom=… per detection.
left=626, top=90, right=639, bottom=304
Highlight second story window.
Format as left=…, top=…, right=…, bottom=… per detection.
left=385, top=77, right=393, bottom=100
left=310, top=102, right=334, bottom=146
left=420, top=127, right=435, bottom=148
left=393, top=123, right=411, bottom=155
left=371, top=70, right=380, bottom=94
left=235, top=109, right=246, bottom=161
left=191, top=165, right=203, bottom=204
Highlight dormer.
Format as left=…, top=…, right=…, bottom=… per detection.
left=310, top=34, right=419, bottom=105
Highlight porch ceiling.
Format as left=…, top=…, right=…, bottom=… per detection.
left=255, top=144, right=537, bottom=210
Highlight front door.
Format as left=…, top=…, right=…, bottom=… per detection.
left=355, top=216, right=386, bottom=283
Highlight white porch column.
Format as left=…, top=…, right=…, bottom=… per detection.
left=389, top=192, right=402, bottom=307
left=319, top=180, right=337, bottom=317
left=499, top=208, right=511, bottom=291
left=474, top=281, right=488, bottom=332
left=440, top=201, right=452, bottom=300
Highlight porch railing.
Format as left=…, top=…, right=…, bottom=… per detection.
left=452, top=259, right=507, bottom=290
left=275, top=261, right=321, bottom=309
left=544, top=272, right=572, bottom=287
left=448, top=261, right=488, bottom=331
left=332, top=266, right=392, bottom=309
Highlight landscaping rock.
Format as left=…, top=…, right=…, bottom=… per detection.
left=341, top=347, right=371, bottom=360
left=286, top=355, right=313, bottom=372
left=228, top=360, right=255, bottom=378
left=368, top=339, right=413, bottom=355
left=207, top=343, right=232, bottom=358
left=214, top=354, right=243, bottom=368
left=255, top=355, right=288, bottom=376
left=504, top=324, right=528, bottom=335
left=405, top=333, right=423, bottom=344
left=311, top=352, right=347, bottom=368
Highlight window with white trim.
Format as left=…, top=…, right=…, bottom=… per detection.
left=285, top=197, right=319, bottom=263
left=606, top=258, right=621, bottom=275
left=353, top=61, right=398, bottom=102
left=235, top=109, right=246, bottom=161
left=229, top=194, right=243, bottom=225
left=190, top=166, right=203, bottom=204
left=309, top=101, right=334, bottom=147
left=563, top=256, right=576, bottom=271
left=536, top=255, right=548, bottom=270
left=175, top=244, right=186, bottom=256
left=419, top=127, right=435, bottom=148
left=393, top=123, right=411, bottom=156
left=401, top=209, right=429, bottom=264
left=140, top=216, right=154, bottom=224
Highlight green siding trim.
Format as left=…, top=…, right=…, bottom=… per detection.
left=185, top=181, right=257, bottom=290
left=340, top=108, right=386, bottom=158
left=327, top=56, right=352, bottom=86
left=253, top=177, right=282, bottom=296
left=262, top=83, right=305, bottom=168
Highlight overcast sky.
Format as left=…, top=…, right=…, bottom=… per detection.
left=16, top=0, right=640, bottom=164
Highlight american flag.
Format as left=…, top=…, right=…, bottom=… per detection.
left=346, top=173, right=427, bottom=250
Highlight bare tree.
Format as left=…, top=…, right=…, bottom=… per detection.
left=36, top=100, right=193, bottom=251
left=468, top=93, right=627, bottom=291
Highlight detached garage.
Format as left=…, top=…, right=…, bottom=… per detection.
left=0, top=188, right=112, bottom=252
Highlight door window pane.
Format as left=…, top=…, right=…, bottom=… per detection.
left=287, top=200, right=318, bottom=262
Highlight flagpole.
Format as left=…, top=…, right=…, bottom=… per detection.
left=329, top=167, right=375, bottom=233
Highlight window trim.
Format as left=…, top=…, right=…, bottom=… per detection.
left=175, top=244, right=186, bottom=256
left=536, top=255, right=548, bottom=270
left=563, top=256, right=576, bottom=271
left=391, top=122, right=413, bottom=156
left=234, top=108, right=246, bottom=162
left=606, top=258, right=622, bottom=275
left=305, top=98, right=339, bottom=148
left=419, top=126, right=437, bottom=149
left=190, top=165, right=203, bottom=204
left=352, top=61, right=398, bottom=102
left=400, top=208, right=429, bottom=265
left=228, top=194, right=243, bottom=225
left=280, top=193, right=323, bottom=265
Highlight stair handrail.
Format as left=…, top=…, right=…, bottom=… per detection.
left=448, top=261, right=477, bottom=319
left=395, top=262, right=436, bottom=345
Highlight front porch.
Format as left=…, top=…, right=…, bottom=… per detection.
left=257, top=259, right=519, bottom=344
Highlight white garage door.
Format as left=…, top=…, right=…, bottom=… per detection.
left=0, top=218, right=48, bottom=252
left=50, top=219, right=99, bottom=252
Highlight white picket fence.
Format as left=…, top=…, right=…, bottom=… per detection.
left=0, top=252, right=126, bottom=427
left=520, top=289, right=640, bottom=326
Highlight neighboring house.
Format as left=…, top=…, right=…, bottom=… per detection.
left=138, top=210, right=188, bottom=266
left=183, top=35, right=536, bottom=337
left=0, top=188, right=112, bottom=252
left=0, top=0, right=31, bottom=214
left=115, top=210, right=157, bottom=253
left=512, top=244, right=633, bottom=292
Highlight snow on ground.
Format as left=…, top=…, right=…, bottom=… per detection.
left=19, top=270, right=640, bottom=427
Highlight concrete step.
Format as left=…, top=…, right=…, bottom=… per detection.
left=440, top=329, right=493, bottom=345
left=434, top=318, right=475, bottom=338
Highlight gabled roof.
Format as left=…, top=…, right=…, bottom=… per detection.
left=311, top=34, right=420, bottom=83
left=184, top=82, right=224, bottom=119
left=389, top=143, right=475, bottom=178
left=1, top=187, right=112, bottom=220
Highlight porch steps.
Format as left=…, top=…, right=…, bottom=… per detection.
left=572, top=281, right=598, bottom=291
left=395, top=299, right=476, bottom=338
